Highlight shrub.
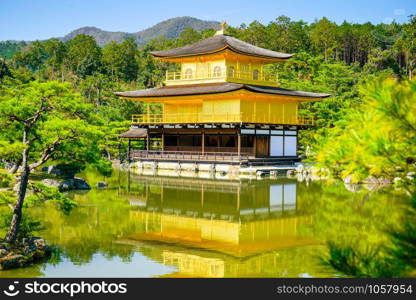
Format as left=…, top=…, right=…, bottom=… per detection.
left=26, top=182, right=77, bottom=215
left=0, top=171, right=13, bottom=188
left=1, top=212, right=44, bottom=240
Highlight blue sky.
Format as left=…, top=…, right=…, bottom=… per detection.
left=1, top=0, right=415, bottom=41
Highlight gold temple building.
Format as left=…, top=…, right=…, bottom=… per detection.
left=117, top=23, right=329, bottom=165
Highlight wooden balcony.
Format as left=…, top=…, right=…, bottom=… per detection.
left=126, top=150, right=301, bottom=165
left=131, top=113, right=314, bottom=126
left=129, top=150, right=250, bottom=163
left=165, top=69, right=278, bottom=87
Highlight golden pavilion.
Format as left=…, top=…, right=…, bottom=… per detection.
left=117, top=23, right=330, bottom=165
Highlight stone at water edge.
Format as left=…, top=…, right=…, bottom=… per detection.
left=96, top=182, right=108, bottom=188
left=363, top=176, right=378, bottom=184
left=0, top=249, right=8, bottom=258
left=343, top=175, right=353, bottom=184
left=0, top=254, right=26, bottom=270
left=0, top=237, right=51, bottom=270
left=296, top=164, right=304, bottom=174
left=40, top=178, right=61, bottom=188
left=29, top=237, right=46, bottom=249
left=71, top=177, right=91, bottom=190
left=42, top=165, right=61, bottom=176
left=286, top=169, right=296, bottom=178
left=42, top=177, right=91, bottom=191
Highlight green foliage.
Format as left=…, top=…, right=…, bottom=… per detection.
left=388, top=186, right=416, bottom=272
left=0, top=141, right=24, bottom=162
left=315, top=78, right=416, bottom=183
left=0, top=80, right=104, bottom=170
left=64, top=34, right=102, bottom=78
left=0, top=41, right=26, bottom=59
left=310, top=17, right=338, bottom=61
left=177, top=28, right=202, bottom=46
left=13, top=41, right=48, bottom=72
left=102, top=38, right=138, bottom=82
left=322, top=181, right=416, bottom=277
left=26, top=182, right=77, bottom=215
left=0, top=58, right=12, bottom=82
left=322, top=242, right=401, bottom=277
left=54, top=163, right=85, bottom=179
left=0, top=191, right=15, bottom=205
left=1, top=212, right=44, bottom=240
left=0, top=171, right=13, bottom=188
left=91, top=159, right=113, bottom=177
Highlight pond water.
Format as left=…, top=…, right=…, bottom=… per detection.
left=0, top=169, right=407, bottom=278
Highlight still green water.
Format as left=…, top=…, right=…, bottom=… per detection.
left=0, top=170, right=407, bottom=277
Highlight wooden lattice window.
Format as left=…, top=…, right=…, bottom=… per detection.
left=213, top=66, right=222, bottom=77
left=184, top=68, right=193, bottom=79
left=253, top=69, right=259, bottom=80
left=228, top=66, right=235, bottom=77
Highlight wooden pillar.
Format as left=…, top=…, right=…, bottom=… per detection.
left=161, top=131, right=164, bottom=153
left=202, top=131, right=205, bottom=155
left=146, top=136, right=150, bottom=151
left=237, top=130, right=241, bottom=157
left=147, top=103, right=150, bottom=122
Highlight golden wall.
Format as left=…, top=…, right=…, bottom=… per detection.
left=162, top=97, right=298, bottom=124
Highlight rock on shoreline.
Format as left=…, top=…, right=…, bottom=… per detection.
left=0, top=237, right=51, bottom=270
left=41, top=177, right=91, bottom=191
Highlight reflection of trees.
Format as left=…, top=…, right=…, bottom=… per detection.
left=297, top=180, right=406, bottom=257
left=2, top=168, right=405, bottom=278
left=30, top=189, right=142, bottom=264
left=0, top=264, right=45, bottom=278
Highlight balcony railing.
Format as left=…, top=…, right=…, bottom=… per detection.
left=130, top=150, right=250, bottom=162
left=131, top=113, right=314, bottom=126
left=165, top=68, right=278, bottom=86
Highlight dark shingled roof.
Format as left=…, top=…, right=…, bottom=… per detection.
left=118, top=128, right=148, bottom=138
left=150, top=34, right=293, bottom=60
left=115, top=82, right=331, bottom=99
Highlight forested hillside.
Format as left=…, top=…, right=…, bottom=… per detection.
left=62, top=16, right=220, bottom=46
left=0, top=41, right=26, bottom=59
left=0, top=16, right=220, bottom=58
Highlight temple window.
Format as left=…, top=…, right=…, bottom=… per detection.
left=184, top=68, right=193, bottom=79
left=228, top=66, right=235, bottom=77
left=165, top=135, right=178, bottom=146
left=205, top=135, right=219, bottom=147
left=220, top=135, right=236, bottom=147
left=213, top=66, right=222, bottom=77
left=253, top=69, right=259, bottom=80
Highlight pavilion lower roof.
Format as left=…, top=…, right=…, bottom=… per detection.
left=115, top=82, right=331, bottom=99
left=118, top=128, right=148, bottom=138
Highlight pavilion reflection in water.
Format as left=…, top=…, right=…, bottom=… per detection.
left=117, top=172, right=322, bottom=277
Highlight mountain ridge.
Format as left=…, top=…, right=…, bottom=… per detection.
left=62, top=17, right=221, bottom=46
